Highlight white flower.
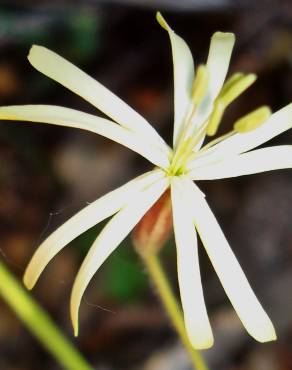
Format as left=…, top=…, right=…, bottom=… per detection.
left=2, top=12, right=292, bottom=349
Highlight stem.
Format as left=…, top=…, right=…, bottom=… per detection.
left=0, top=260, right=93, bottom=370
left=143, top=254, right=210, bottom=370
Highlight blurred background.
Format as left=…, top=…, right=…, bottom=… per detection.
left=0, top=0, right=292, bottom=369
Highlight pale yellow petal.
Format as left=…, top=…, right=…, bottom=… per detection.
left=207, top=32, right=236, bottom=102
left=0, top=105, right=169, bottom=168
left=157, top=12, right=194, bottom=146
left=189, top=145, right=292, bottom=180
left=28, top=45, right=169, bottom=153
left=191, top=32, right=235, bottom=142
left=183, top=178, right=276, bottom=343
left=171, top=177, right=213, bottom=349
left=70, top=176, right=169, bottom=336
left=23, top=169, right=165, bottom=290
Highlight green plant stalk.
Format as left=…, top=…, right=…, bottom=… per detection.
left=143, top=254, right=210, bottom=370
left=0, top=260, right=93, bottom=370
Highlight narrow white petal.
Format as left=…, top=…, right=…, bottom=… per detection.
left=189, top=145, right=292, bottom=180
left=207, top=103, right=292, bottom=157
left=23, top=169, right=165, bottom=290
left=171, top=178, right=213, bottom=349
left=28, top=45, right=169, bottom=153
left=156, top=13, right=194, bottom=146
left=183, top=178, right=276, bottom=343
left=0, top=105, right=169, bottom=168
left=70, top=176, right=169, bottom=335
left=206, top=32, right=235, bottom=103
left=191, top=32, right=235, bottom=142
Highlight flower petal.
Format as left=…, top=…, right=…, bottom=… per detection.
left=189, top=145, right=292, bottom=180
left=156, top=12, right=194, bottom=147
left=0, top=105, right=169, bottom=168
left=191, top=32, right=235, bottom=141
left=206, top=103, right=292, bottom=157
left=171, top=177, right=214, bottom=349
left=183, top=178, right=276, bottom=343
left=70, top=176, right=169, bottom=336
left=28, top=45, right=169, bottom=153
left=23, top=169, right=165, bottom=290
left=206, top=32, right=236, bottom=103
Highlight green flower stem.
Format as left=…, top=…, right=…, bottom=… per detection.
left=143, top=254, right=210, bottom=370
left=0, top=260, right=93, bottom=370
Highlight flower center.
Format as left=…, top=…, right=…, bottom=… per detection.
left=167, top=66, right=272, bottom=177
left=168, top=137, right=199, bottom=176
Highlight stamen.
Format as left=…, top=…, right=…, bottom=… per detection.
left=171, top=120, right=210, bottom=175
left=220, top=73, right=244, bottom=97
left=233, top=106, right=272, bottom=133
left=206, top=99, right=225, bottom=136
left=206, top=73, right=257, bottom=136
left=200, top=130, right=235, bottom=153
left=170, top=137, right=193, bottom=175
left=173, top=65, right=209, bottom=152
left=221, top=73, right=257, bottom=106
left=191, top=64, right=209, bottom=107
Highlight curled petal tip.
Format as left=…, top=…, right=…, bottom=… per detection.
left=212, top=31, right=235, bottom=42
left=71, top=294, right=80, bottom=338
left=188, top=331, right=214, bottom=350
left=23, top=271, right=35, bottom=291
left=256, top=324, right=277, bottom=343
left=71, top=307, right=79, bottom=338
left=27, top=45, right=34, bottom=58
left=74, top=326, right=79, bottom=338
left=194, top=340, right=214, bottom=350
left=156, top=12, right=168, bottom=30
left=269, top=332, right=277, bottom=342
left=28, top=44, right=37, bottom=51
left=27, top=44, right=41, bottom=61
left=271, top=330, right=277, bottom=341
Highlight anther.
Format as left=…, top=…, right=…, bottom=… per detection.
left=191, top=64, right=209, bottom=107
left=220, top=73, right=244, bottom=97
left=206, top=73, right=257, bottom=136
left=221, top=73, right=257, bottom=106
left=206, top=99, right=225, bottom=136
left=233, top=106, right=272, bottom=133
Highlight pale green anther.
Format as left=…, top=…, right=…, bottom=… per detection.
left=220, top=73, right=244, bottom=97
left=191, top=64, right=209, bottom=107
left=206, top=73, right=257, bottom=136
left=233, top=106, right=272, bottom=133
left=206, top=99, right=225, bottom=136
left=221, top=73, right=257, bottom=106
